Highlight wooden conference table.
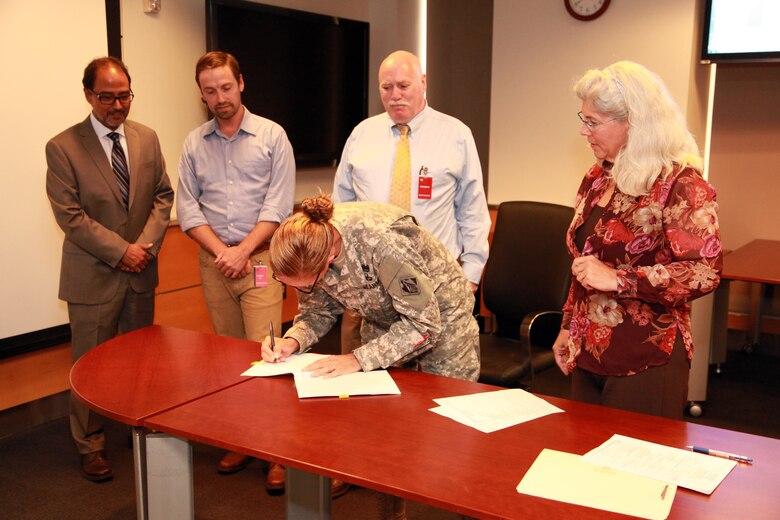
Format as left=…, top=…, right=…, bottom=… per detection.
left=71, top=326, right=780, bottom=519
left=711, top=239, right=780, bottom=365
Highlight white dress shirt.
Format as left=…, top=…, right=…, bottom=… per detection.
left=333, top=104, right=490, bottom=284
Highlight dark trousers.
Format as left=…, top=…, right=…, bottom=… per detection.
left=68, top=276, right=154, bottom=454
left=571, top=335, right=690, bottom=420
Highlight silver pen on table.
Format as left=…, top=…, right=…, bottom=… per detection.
left=686, top=445, right=753, bottom=464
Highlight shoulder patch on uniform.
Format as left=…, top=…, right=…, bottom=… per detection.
left=399, top=277, right=420, bottom=295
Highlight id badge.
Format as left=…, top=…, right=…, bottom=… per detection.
left=417, top=176, right=432, bottom=199
left=254, top=265, right=268, bottom=288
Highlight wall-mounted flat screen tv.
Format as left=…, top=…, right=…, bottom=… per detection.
left=701, top=0, right=780, bottom=63
left=206, top=0, right=369, bottom=167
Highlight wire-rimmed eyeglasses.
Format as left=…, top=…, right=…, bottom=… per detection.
left=272, top=269, right=322, bottom=294
left=89, top=90, right=134, bottom=105
left=577, top=111, right=616, bottom=130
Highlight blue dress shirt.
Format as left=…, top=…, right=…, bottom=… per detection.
left=177, top=107, right=295, bottom=244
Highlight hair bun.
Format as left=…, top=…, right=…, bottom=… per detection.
left=300, top=194, right=334, bottom=223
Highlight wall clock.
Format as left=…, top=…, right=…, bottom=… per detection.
left=564, top=0, right=611, bottom=21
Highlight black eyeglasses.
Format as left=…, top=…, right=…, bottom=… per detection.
left=89, top=90, right=134, bottom=105
left=272, top=269, right=322, bottom=294
left=577, top=111, right=616, bottom=130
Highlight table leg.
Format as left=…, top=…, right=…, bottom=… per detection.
left=688, top=294, right=714, bottom=409
left=710, top=279, right=730, bottom=372
left=132, top=427, right=149, bottom=520
left=746, top=282, right=765, bottom=351
left=146, top=433, right=194, bottom=520
left=286, top=467, right=331, bottom=519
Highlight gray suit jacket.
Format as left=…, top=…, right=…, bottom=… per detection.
left=46, top=117, right=174, bottom=304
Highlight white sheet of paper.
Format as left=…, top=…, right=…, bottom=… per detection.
left=430, top=388, right=563, bottom=432
left=517, top=449, right=676, bottom=520
left=583, top=434, right=737, bottom=495
left=240, top=353, right=328, bottom=377
left=293, top=370, right=401, bottom=399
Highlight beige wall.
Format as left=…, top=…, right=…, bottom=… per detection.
left=0, top=0, right=106, bottom=337
left=489, top=0, right=703, bottom=207
left=708, top=63, right=780, bottom=250
left=121, top=0, right=207, bottom=205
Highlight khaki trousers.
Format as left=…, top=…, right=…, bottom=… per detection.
left=198, top=248, right=283, bottom=343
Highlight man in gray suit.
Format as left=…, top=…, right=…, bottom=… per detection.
left=46, top=57, right=173, bottom=481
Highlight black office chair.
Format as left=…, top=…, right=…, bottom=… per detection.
left=478, top=201, right=574, bottom=389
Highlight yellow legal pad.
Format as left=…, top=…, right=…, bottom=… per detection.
left=516, top=449, right=676, bottom=520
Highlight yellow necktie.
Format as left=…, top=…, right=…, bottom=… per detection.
left=389, top=124, right=411, bottom=211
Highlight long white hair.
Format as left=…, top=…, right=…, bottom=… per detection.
left=574, top=61, right=702, bottom=196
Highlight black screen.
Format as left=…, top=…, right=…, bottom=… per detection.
left=206, top=0, right=369, bottom=167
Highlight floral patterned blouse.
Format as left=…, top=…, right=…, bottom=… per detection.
left=561, top=162, right=722, bottom=376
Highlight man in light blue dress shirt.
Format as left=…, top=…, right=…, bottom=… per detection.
left=333, top=50, right=491, bottom=363
left=176, top=52, right=296, bottom=492
left=332, top=47, right=490, bottom=520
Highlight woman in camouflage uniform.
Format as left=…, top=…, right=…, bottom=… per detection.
left=261, top=194, right=479, bottom=381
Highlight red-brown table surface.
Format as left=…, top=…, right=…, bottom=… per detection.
left=694, top=239, right=780, bottom=406
left=70, top=325, right=261, bottom=425
left=144, top=370, right=780, bottom=520
left=721, top=239, right=780, bottom=283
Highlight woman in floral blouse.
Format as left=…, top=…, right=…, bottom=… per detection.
left=552, top=61, right=722, bottom=419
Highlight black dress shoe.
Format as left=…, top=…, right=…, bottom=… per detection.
left=81, top=450, right=113, bottom=482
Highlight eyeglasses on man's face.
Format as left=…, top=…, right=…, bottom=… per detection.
left=89, top=90, right=135, bottom=105
left=272, top=269, right=322, bottom=294
left=577, top=111, right=616, bottom=130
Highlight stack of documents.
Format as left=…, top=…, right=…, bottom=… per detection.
left=582, top=434, right=737, bottom=495
left=429, top=388, right=563, bottom=433
left=240, top=353, right=400, bottom=399
left=292, top=370, right=400, bottom=398
left=517, top=449, right=676, bottom=520
left=516, top=434, right=739, bottom=519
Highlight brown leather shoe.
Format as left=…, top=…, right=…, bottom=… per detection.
left=218, top=451, right=251, bottom=474
left=265, top=463, right=286, bottom=495
left=80, top=450, right=113, bottom=482
left=331, top=479, right=351, bottom=499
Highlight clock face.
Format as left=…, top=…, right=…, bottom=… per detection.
left=565, top=0, right=610, bottom=21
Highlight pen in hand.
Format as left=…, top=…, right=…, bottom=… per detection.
left=686, top=445, right=753, bottom=464
left=269, top=321, right=279, bottom=363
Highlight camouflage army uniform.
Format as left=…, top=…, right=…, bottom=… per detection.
left=283, top=202, right=480, bottom=381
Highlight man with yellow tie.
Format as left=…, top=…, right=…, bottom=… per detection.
left=333, top=50, right=490, bottom=353
left=332, top=48, right=489, bottom=520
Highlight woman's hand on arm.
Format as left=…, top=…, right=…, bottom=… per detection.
left=571, top=255, right=618, bottom=292
left=552, top=329, right=572, bottom=376
left=304, top=354, right=362, bottom=379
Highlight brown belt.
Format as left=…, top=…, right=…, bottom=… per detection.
left=218, top=242, right=270, bottom=256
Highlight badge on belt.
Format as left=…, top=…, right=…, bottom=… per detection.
left=254, top=262, right=268, bottom=288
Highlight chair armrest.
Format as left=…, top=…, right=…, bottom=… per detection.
left=519, top=310, right=563, bottom=349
